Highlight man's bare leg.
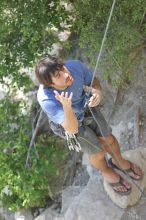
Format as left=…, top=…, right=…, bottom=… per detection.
left=98, top=134, right=142, bottom=179
left=89, top=150, right=131, bottom=192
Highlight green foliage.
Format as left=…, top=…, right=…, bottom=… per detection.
left=1, top=0, right=145, bottom=87
left=0, top=0, right=71, bottom=87
left=1, top=0, right=146, bottom=212
left=0, top=95, right=68, bottom=211
left=66, top=0, right=146, bottom=85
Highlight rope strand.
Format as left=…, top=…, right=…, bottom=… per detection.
left=90, top=0, right=117, bottom=88
left=82, top=0, right=146, bottom=198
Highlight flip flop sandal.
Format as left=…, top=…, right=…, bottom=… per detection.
left=108, top=158, right=142, bottom=181
left=108, top=176, right=131, bottom=196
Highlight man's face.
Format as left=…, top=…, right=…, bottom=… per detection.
left=50, top=66, right=73, bottom=90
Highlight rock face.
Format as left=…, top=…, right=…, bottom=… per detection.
left=63, top=177, right=124, bottom=220
left=104, top=147, right=146, bottom=208
left=34, top=148, right=146, bottom=220
left=14, top=209, right=33, bottom=220
left=35, top=208, right=57, bottom=220
left=2, top=50, right=146, bottom=220
left=0, top=206, right=15, bottom=220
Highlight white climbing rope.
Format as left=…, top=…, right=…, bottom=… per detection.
left=85, top=0, right=146, bottom=198
left=90, top=0, right=116, bottom=88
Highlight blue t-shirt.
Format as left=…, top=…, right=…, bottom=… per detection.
left=37, top=60, right=93, bottom=126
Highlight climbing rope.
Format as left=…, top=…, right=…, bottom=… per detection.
left=66, top=0, right=117, bottom=154
left=90, top=0, right=117, bottom=88
left=26, top=0, right=146, bottom=198
left=82, top=0, right=146, bottom=198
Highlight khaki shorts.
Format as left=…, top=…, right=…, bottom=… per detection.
left=77, top=107, right=112, bottom=155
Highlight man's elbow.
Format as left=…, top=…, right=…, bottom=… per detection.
left=71, top=127, right=79, bottom=134
left=65, top=126, right=79, bottom=134
left=61, top=122, right=79, bottom=134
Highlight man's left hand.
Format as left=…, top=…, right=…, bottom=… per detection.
left=88, top=89, right=102, bottom=107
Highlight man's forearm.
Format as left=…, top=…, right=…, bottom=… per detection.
left=62, top=106, right=78, bottom=134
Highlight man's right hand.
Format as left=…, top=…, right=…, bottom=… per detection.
left=54, top=90, right=78, bottom=134
left=54, top=91, right=73, bottom=108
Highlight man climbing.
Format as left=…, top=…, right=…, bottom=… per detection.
left=35, top=56, right=142, bottom=195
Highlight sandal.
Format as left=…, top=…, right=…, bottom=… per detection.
left=108, top=176, right=131, bottom=196
left=108, top=158, right=142, bottom=181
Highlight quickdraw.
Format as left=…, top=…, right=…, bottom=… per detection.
left=65, top=131, right=82, bottom=152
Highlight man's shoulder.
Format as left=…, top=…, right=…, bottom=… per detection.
left=37, top=85, right=54, bottom=102
left=65, top=59, right=83, bottom=68
left=65, top=60, right=86, bottom=76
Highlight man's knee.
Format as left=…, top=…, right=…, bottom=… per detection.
left=98, top=134, right=116, bottom=148
left=89, top=150, right=105, bottom=161
left=105, top=134, right=116, bottom=145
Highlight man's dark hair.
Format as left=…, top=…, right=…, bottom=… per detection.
left=35, top=56, right=64, bottom=86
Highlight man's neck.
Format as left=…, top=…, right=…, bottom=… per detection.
left=51, top=85, right=68, bottom=91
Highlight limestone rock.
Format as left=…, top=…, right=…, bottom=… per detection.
left=61, top=186, right=84, bottom=213
left=14, top=209, right=33, bottom=220
left=35, top=209, right=53, bottom=220
left=63, top=176, right=124, bottom=220
left=0, top=206, right=15, bottom=220
left=104, top=147, right=146, bottom=208
left=33, top=148, right=146, bottom=220
left=120, top=197, right=146, bottom=220
left=34, top=208, right=62, bottom=220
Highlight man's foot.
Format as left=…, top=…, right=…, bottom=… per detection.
left=103, top=167, right=132, bottom=195
left=108, top=158, right=142, bottom=180
left=108, top=176, right=132, bottom=195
